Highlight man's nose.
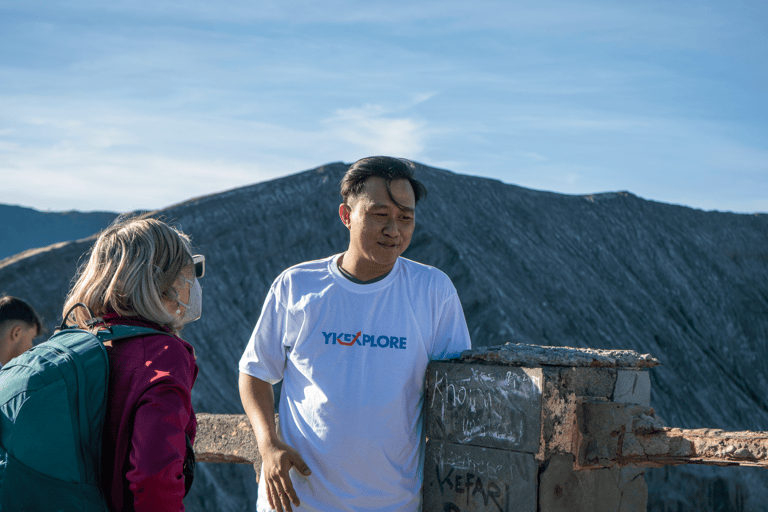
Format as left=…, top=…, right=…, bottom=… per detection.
left=382, top=217, right=399, bottom=237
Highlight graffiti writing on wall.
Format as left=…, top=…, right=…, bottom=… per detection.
left=428, top=366, right=541, bottom=447
left=436, top=465, right=510, bottom=512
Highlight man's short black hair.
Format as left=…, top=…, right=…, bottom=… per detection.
left=0, top=295, right=42, bottom=335
left=340, top=156, right=427, bottom=209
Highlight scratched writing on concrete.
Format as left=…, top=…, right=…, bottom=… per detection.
left=436, top=465, right=510, bottom=512
left=440, top=449, right=503, bottom=477
left=430, top=367, right=541, bottom=444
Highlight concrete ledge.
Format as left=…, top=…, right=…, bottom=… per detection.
left=461, top=343, right=660, bottom=368
left=630, top=428, right=768, bottom=467
left=193, top=413, right=261, bottom=466
left=576, top=400, right=768, bottom=468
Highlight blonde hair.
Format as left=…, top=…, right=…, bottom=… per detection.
left=63, top=217, right=194, bottom=333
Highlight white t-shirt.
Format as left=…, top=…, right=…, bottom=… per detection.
left=239, top=254, right=471, bottom=512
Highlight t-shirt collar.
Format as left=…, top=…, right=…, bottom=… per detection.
left=330, top=253, right=400, bottom=292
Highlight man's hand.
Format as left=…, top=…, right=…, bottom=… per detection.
left=239, top=372, right=312, bottom=512
left=260, top=439, right=312, bottom=512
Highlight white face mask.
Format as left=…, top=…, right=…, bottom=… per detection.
left=177, top=276, right=202, bottom=325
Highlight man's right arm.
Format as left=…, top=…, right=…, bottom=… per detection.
left=238, top=372, right=311, bottom=512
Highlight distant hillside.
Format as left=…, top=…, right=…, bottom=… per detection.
left=0, top=204, right=119, bottom=260
left=0, top=162, right=766, bottom=511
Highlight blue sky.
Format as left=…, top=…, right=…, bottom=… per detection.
left=1, top=0, right=766, bottom=213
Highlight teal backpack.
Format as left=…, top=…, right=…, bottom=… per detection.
left=0, top=304, right=164, bottom=512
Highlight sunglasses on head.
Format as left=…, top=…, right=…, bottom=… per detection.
left=192, top=254, right=205, bottom=278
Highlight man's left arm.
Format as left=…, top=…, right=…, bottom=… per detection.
left=430, top=284, right=471, bottom=360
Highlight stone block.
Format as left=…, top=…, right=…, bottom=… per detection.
left=613, top=370, right=650, bottom=406
left=423, top=439, right=537, bottom=512
left=558, top=367, right=617, bottom=398
left=575, top=399, right=678, bottom=469
left=426, top=362, right=542, bottom=453
left=538, top=454, right=647, bottom=512
left=577, top=401, right=639, bottom=467
left=539, top=367, right=616, bottom=461
left=194, top=413, right=260, bottom=465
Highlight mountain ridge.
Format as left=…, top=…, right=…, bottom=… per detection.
left=1, top=162, right=766, bottom=511
left=0, top=204, right=121, bottom=261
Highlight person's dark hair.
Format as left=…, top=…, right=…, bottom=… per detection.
left=340, top=156, right=427, bottom=210
left=0, top=295, right=42, bottom=335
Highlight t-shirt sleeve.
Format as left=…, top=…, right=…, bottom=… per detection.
left=238, top=282, right=288, bottom=384
left=429, top=280, right=472, bottom=360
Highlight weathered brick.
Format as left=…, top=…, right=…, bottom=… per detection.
left=539, top=454, right=646, bottom=512
left=613, top=370, right=651, bottom=406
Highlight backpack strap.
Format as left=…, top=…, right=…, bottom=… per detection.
left=95, top=325, right=170, bottom=343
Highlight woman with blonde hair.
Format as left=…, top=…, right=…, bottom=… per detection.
left=63, top=216, right=204, bottom=512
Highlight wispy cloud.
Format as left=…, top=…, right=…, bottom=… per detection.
left=324, top=110, right=426, bottom=158
left=1, top=0, right=766, bottom=214
left=0, top=94, right=438, bottom=211
left=321, top=93, right=441, bottom=160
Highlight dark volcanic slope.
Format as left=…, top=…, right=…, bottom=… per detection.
left=0, top=204, right=119, bottom=260
left=1, top=162, right=766, bottom=511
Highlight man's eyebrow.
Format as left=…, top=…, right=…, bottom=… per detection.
left=370, top=203, right=415, bottom=213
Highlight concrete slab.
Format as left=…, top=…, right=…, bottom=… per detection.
left=424, top=439, right=537, bottom=512
left=461, top=343, right=659, bottom=368
left=426, top=362, right=542, bottom=453
left=613, top=370, right=651, bottom=406
left=558, top=367, right=617, bottom=398
left=538, top=455, right=646, bottom=512
left=194, top=413, right=260, bottom=465
left=538, top=367, right=618, bottom=462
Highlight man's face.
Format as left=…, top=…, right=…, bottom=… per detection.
left=341, top=177, right=416, bottom=273
left=0, top=323, right=38, bottom=366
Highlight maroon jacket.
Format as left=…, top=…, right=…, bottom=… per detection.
left=100, top=313, right=199, bottom=512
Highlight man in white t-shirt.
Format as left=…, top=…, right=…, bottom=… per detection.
left=238, top=156, right=471, bottom=512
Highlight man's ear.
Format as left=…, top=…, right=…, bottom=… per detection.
left=339, top=203, right=351, bottom=228
left=9, top=324, right=22, bottom=342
